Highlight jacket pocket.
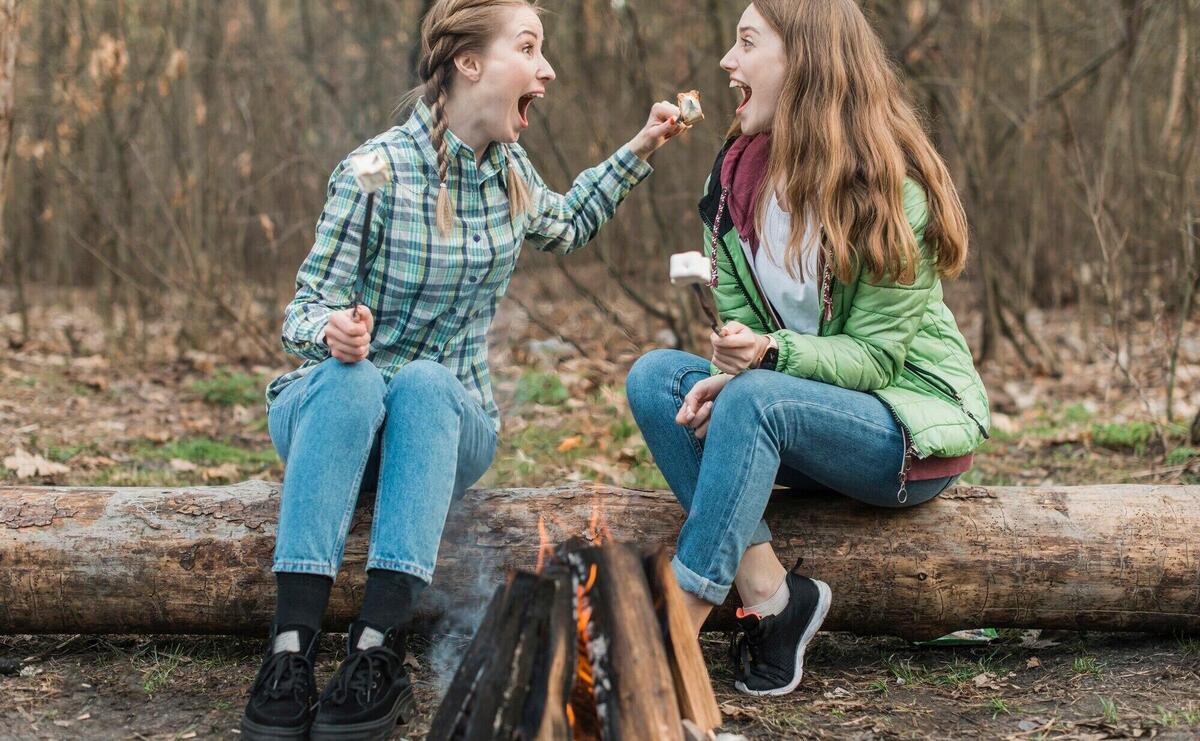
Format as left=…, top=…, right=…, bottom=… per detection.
left=903, top=361, right=990, bottom=440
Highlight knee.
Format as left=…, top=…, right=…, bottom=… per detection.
left=715, top=370, right=776, bottom=417
left=306, top=358, right=386, bottom=416
left=386, top=360, right=461, bottom=408
left=626, top=349, right=687, bottom=415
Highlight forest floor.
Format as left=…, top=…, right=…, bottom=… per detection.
left=2, top=272, right=1199, bottom=739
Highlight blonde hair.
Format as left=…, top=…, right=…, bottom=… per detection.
left=411, top=0, right=535, bottom=236
left=744, top=0, right=969, bottom=283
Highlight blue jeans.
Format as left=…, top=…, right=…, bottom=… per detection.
left=268, top=358, right=497, bottom=582
left=626, top=349, right=957, bottom=604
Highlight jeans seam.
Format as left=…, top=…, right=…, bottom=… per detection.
left=685, top=412, right=766, bottom=592
left=670, top=364, right=707, bottom=461
left=364, top=558, right=433, bottom=582
left=327, top=403, right=387, bottom=573
left=684, top=392, right=897, bottom=590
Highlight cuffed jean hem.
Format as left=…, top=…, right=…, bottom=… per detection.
left=672, top=554, right=732, bottom=605
left=272, top=560, right=340, bottom=579
left=750, top=519, right=772, bottom=545
left=366, top=558, right=433, bottom=584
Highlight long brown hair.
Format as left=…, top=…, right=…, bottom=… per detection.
left=748, top=0, right=968, bottom=283
left=409, top=0, right=535, bottom=235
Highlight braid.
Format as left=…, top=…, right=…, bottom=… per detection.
left=414, top=0, right=539, bottom=234
left=505, top=147, right=532, bottom=219
left=426, top=64, right=455, bottom=235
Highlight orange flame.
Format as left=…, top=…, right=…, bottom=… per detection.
left=586, top=497, right=612, bottom=544
left=535, top=516, right=552, bottom=574
left=567, top=562, right=599, bottom=735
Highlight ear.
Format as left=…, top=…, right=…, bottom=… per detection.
left=454, top=52, right=483, bottom=83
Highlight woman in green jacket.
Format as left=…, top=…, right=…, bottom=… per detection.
left=626, top=0, right=990, bottom=697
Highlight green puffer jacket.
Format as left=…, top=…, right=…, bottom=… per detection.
left=698, top=145, right=990, bottom=460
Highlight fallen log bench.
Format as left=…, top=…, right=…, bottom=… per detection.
left=1, top=481, right=1197, bottom=640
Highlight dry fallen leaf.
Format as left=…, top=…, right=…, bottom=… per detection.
left=1027, top=656, right=1042, bottom=668
left=170, top=458, right=199, bottom=473
left=557, top=435, right=583, bottom=452
left=3, top=448, right=69, bottom=479
left=202, top=462, right=241, bottom=481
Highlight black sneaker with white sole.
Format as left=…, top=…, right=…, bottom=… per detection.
left=310, top=620, right=417, bottom=741
left=731, top=569, right=832, bottom=696
left=241, top=624, right=321, bottom=740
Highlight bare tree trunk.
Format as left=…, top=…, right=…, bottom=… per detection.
left=0, top=0, right=19, bottom=272
left=2, top=482, right=1199, bottom=639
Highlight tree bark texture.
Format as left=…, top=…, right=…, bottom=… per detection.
left=2, top=482, right=1198, bottom=640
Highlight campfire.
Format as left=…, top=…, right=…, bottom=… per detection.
left=429, top=515, right=725, bottom=740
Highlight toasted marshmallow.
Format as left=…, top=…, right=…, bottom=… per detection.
left=349, top=151, right=390, bottom=192
left=676, top=90, right=704, bottom=126
left=670, top=251, right=710, bottom=285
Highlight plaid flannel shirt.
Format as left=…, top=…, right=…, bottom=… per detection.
left=266, top=100, right=653, bottom=430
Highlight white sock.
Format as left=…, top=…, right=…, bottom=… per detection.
left=743, top=579, right=790, bottom=618
left=272, top=630, right=301, bottom=654
left=355, top=625, right=385, bottom=650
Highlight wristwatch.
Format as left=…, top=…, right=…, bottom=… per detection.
left=757, top=336, right=779, bottom=372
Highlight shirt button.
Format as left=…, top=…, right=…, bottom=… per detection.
left=473, top=234, right=481, bottom=242
left=468, top=275, right=479, bottom=283
left=448, top=307, right=457, bottom=315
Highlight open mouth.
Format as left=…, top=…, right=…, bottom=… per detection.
left=731, top=80, right=752, bottom=114
left=517, top=91, right=543, bottom=128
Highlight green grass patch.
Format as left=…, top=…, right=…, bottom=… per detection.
left=1073, top=655, right=1106, bottom=677
left=1091, top=422, right=1158, bottom=454
left=514, top=371, right=569, bottom=406
left=139, top=646, right=187, bottom=695
left=134, top=437, right=278, bottom=467
left=883, top=654, right=920, bottom=685
left=989, top=698, right=1012, bottom=718
left=46, top=443, right=101, bottom=463
left=609, top=417, right=638, bottom=442
left=190, top=368, right=266, bottom=406
left=1098, top=696, right=1119, bottom=725
left=1167, top=447, right=1200, bottom=466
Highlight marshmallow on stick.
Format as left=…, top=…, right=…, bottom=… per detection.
left=349, top=151, right=390, bottom=192
left=348, top=151, right=391, bottom=318
left=670, top=251, right=720, bottom=331
left=670, top=251, right=710, bottom=285
left=676, top=90, right=704, bottom=127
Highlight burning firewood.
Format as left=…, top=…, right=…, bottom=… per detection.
left=430, top=538, right=722, bottom=740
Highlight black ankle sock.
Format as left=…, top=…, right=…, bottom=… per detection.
left=358, top=569, right=426, bottom=631
left=274, top=572, right=333, bottom=635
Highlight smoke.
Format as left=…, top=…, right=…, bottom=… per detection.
left=425, top=557, right=505, bottom=696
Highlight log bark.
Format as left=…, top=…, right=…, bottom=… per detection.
left=562, top=542, right=682, bottom=741
left=644, top=549, right=721, bottom=733
left=2, top=482, right=1199, bottom=640
left=427, top=570, right=574, bottom=741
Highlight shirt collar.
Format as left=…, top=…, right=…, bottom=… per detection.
left=405, top=99, right=507, bottom=183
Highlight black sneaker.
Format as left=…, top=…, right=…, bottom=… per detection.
left=241, top=624, right=321, bottom=740
left=731, top=569, right=832, bottom=696
left=310, top=620, right=417, bottom=741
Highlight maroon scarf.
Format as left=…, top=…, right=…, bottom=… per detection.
left=719, top=133, right=772, bottom=256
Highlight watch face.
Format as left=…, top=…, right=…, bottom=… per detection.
left=762, top=347, right=779, bottom=370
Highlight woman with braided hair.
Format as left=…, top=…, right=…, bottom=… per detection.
left=241, top=1, right=682, bottom=738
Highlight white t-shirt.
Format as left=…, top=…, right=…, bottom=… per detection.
left=741, top=192, right=821, bottom=335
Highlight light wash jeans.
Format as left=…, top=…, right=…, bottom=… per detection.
left=626, top=349, right=957, bottom=604
left=267, top=358, right=496, bottom=582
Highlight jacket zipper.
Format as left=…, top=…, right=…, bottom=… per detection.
left=703, top=187, right=778, bottom=332
left=874, top=393, right=921, bottom=504
left=903, top=361, right=990, bottom=439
